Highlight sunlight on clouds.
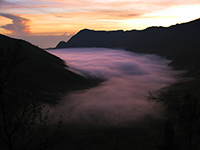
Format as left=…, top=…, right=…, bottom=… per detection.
left=0, top=16, right=12, bottom=34
left=22, top=12, right=131, bottom=35
left=21, top=14, right=66, bottom=34
left=124, top=5, right=200, bottom=30
left=124, top=18, right=176, bottom=30
left=145, top=5, right=200, bottom=21
left=0, top=16, right=12, bottom=28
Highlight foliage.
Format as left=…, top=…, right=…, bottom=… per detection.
left=148, top=90, right=200, bottom=150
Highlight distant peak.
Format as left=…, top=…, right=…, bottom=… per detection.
left=59, top=41, right=66, bottom=43
left=79, top=29, right=125, bottom=33
left=80, top=29, right=94, bottom=32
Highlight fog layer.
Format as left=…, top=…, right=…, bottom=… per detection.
left=48, top=48, right=180, bottom=126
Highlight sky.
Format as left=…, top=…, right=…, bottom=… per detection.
left=0, top=0, right=200, bottom=48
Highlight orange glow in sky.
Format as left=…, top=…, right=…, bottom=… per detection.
left=0, top=0, right=200, bottom=48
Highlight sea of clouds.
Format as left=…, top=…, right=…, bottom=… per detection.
left=48, top=48, right=181, bottom=126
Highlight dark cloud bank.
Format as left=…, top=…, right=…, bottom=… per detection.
left=47, top=48, right=182, bottom=126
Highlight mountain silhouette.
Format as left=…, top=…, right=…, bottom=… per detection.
left=56, top=29, right=127, bottom=48
left=56, top=18, right=200, bottom=92
left=0, top=34, right=97, bottom=103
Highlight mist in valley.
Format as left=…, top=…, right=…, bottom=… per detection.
left=47, top=48, right=182, bottom=126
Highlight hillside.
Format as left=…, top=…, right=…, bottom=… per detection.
left=0, top=34, right=97, bottom=103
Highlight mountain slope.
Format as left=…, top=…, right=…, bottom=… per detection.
left=56, top=29, right=127, bottom=48
left=0, top=34, right=96, bottom=103
left=126, top=19, right=200, bottom=72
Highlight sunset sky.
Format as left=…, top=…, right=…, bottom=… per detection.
left=0, top=0, right=200, bottom=48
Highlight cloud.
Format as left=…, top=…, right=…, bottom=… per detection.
left=0, top=13, right=31, bottom=36
left=1, top=0, right=200, bottom=18
left=47, top=48, right=183, bottom=126
left=2, top=0, right=200, bottom=19
left=91, top=10, right=140, bottom=20
left=0, top=0, right=17, bottom=7
left=54, top=10, right=140, bottom=21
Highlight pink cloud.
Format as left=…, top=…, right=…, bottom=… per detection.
left=2, top=0, right=200, bottom=16
left=0, top=13, right=31, bottom=36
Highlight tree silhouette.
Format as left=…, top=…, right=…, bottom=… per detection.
left=149, top=91, right=200, bottom=150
